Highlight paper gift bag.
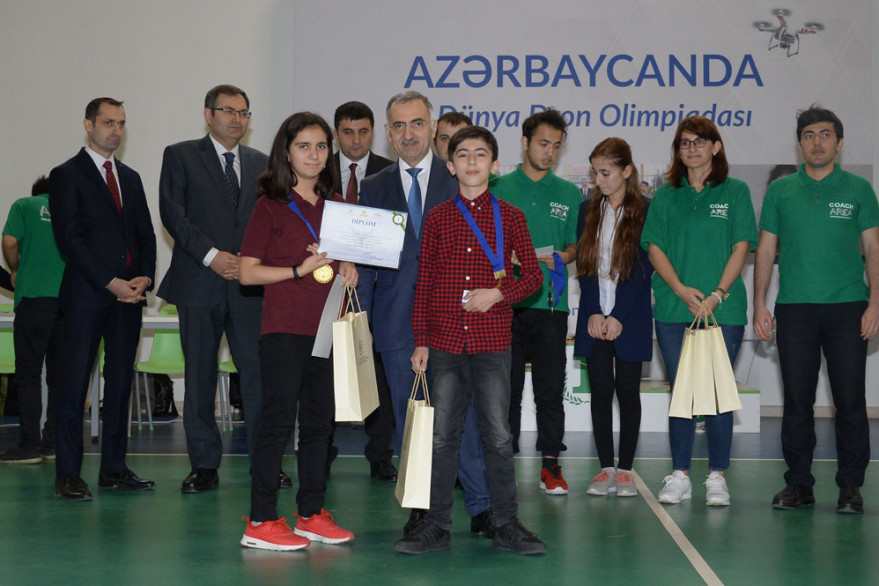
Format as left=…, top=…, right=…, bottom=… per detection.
left=710, top=326, right=742, bottom=413
left=332, top=286, right=380, bottom=422
left=669, top=323, right=714, bottom=418
left=395, top=371, right=434, bottom=509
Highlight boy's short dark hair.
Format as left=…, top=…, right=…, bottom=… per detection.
left=437, top=111, right=473, bottom=127
left=796, top=105, right=844, bottom=140
left=521, top=108, right=567, bottom=141
left=31, top=175, right=49, bottom=196
left=447, top=126, right=498, bottom=162
left=334, top=101, right=375, bottom=129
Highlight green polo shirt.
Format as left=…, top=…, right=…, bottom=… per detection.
left=2, top=193, right=65, bottom=309
left=641, top=176, right=757, bottom=325
left=760, top=163, right=879, bottom=304
left=491, top=164, right=581, bottom=312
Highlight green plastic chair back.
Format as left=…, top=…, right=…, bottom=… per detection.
left=136, top=329, right=185, bottom=375
left=0, top=329, right=14, bottom=373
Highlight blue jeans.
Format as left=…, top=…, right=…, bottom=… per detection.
left=426, top=348, right=517, bottom=529
left=382, top=340, right=490, bottom=516
left=654, top=321, right=744, bottom=471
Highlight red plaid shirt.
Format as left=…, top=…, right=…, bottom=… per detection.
left=413, top=189, right=542, bottom=353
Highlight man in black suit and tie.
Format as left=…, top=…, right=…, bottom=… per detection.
left=327, top=101, right=397, bottom=480
left=49, top=97, right=157, bottom=500
left=358, top=91, right=493, bottom=534
left=158, top=85, right=274, bottom=493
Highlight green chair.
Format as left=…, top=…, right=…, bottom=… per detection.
left=0, top=327, right=14, bottom=375
left=134, top=327, right=185, bottom=431
left=217, top=357, right=236, bottom=432
left=0, top=304, right=14, bottom=314
left=159, top=304, right=178, bottom=316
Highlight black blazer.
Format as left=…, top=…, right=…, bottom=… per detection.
left=157, top=135, right=268, bottom=307
left=332, top=150, right=393, bottom=196
left=49, top=148, right=156, bottom=309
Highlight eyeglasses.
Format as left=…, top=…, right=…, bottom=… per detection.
left=211, top=107, right=252, bottom=119
left=388, top=120, right=429, bottom=133
left=679, top=137, right=708, bottom=150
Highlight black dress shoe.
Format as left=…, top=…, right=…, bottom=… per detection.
left=403, top=508, right=427, bottom=536
left=279, top=469, right=293, bottom=489
left=55, top=476, right=93, bottom=501
left=370, top=459, right=398, bottom=481
left=771, top=484, right=815, bottom=510
left=470, top=509, right=495, bottom=538
left=838, top=486, right=864, bottom=514
left=182, top=469, right=219, bottom=493
left=98, top=468, right=156, bottom=491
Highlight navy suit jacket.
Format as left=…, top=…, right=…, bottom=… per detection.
left=49, top=148, right=156, bottom=309
left=573, top=198, right=653, bottom=362
left=157, top=135, right=268, bottom=307
left=332, top=150, right=393, bottom=196
left=357, top=155, right=457, bottom=353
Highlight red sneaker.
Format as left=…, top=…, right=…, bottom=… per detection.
left=240, top=517, right=310, bottom=551
left=540, top=465, right=569, bottom=495
left=294, top=509, right=355, bottom=544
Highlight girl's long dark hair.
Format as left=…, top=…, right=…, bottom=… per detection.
left=577, top=137, right=645, bottom=282
left=258, top=112, right=336, bottom=202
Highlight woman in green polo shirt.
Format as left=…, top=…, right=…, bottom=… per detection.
left=641, top=116, right=757, bottom=507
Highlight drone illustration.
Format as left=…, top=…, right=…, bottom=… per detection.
left=753, top=9, right=824, bottom=57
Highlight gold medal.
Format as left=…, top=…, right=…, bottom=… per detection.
left=493, top=270, right=506, bottom=280
left=313, top=265, right=334, bottom=284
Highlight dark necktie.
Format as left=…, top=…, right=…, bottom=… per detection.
left=406, top=167, right=423, bottom=237
left=223, top=152, right=240, bottom=208
left=345, top=163, right=358, bottom=204
left=103, top=161, right=131, bottom=266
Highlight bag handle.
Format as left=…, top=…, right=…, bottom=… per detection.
left=409, top=370, right=430, bottom=405
left=687, top=300, right=719, bottom=331
left=337, top=284, right=361, bottom=319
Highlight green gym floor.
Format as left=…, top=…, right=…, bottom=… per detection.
left=0, top=419, right=876, bottom=585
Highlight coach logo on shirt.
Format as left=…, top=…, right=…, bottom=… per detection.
left=829, top=202, right=853, bottom=219
left=709, top=203, right=729, bottom=219
left=550, top=201, right=569, bottom=221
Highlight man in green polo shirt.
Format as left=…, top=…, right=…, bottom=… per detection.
left=1, top=176, right=66, bottom=463
left=754, top=105, right=879, bottom=515
left=491, top=108, right=581, bottom=495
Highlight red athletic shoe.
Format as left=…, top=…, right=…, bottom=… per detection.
left=294, top=509, right=355, bottom=544
left=540, top=465, right=569, bottom=495
left=240, top=517, right=310, bottom=551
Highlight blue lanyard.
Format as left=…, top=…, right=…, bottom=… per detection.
left=286, top=194, right=319, bottom=241
left=454, top=193, right=505, bottom=280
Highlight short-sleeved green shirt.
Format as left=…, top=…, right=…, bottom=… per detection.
left=2, top=193, right=65, bottom=308
left=641, top=176, right=757, bottom=325
left=759, top=164, right=879, bottom=304
left=491, top=164, right=581, bottom=312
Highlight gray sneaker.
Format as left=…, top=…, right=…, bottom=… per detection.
left=614, top=470, right=638, bottom=497
left=586, top=469, right=616, bottom=496
left=492, top=519, right=546, bottom=555
left=705, top=471, right=730, bottom=506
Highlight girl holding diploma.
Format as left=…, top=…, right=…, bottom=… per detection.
left=238, top=112, right=358, bottom=551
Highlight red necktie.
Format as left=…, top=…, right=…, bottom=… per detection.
left=345, top=162, right=358, bottom=204
left=103, top=161, right=132, bottom=266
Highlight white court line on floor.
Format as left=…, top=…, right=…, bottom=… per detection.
left=633, top=470, right=723, bottom=586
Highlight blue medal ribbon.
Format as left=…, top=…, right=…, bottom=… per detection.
left=286, top=194, right=319, bottom=242
left=454, top=193, right=505, bottom=281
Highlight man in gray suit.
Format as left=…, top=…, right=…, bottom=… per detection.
left=158, top=85, right=276, bottom=493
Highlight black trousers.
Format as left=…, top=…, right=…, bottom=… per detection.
left=585, top=340, right=642, bottom=470
left=510, top=308, right=568, bottom=457
left=12, top=297, right=64, bottom=449
left=776, top=301, right=870, bottom=487
left=250, top=333, right=334, bottom=521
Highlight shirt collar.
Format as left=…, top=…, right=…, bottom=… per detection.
left=209, top=135, right=240, bottom=159
left=399, top=153, right=433, bottom=175
left=339, top=150, right=370, bottom=170
left=84, top=146, right=115, bottom=169
left=797, top=162, right=841, bottom=186
left=514, top=163, right=555, bottom=186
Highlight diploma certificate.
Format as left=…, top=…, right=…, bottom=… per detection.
left=318, top=201, right=408, bottom=269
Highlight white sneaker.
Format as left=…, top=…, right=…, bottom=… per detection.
left=586, top=468, right=616, bottom=496
left=614, top=470, right=638, bottom=497
left=657, top=470, right=692, bottom=504
left=705, top=471, right=730, bottom=506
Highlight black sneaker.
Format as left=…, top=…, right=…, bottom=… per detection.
left=1, top=444, right=42, bottom=464
left=837, top=486, right=864, bottom=515
left=470, top=509, right=495, bottom=538
left=492, top=519, right=546, bottom=555
left=394, top=520, right=451, bottom=555
left=771, top=484, right=815, bottom=510
left=403, top=508, right=427, bottom=536
left=40, top=445, right=56, bottom=461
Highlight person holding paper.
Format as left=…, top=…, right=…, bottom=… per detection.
left=574, top=138, right=653, bottom=498
left=397, top=125, right=544, bottom=555
left=238, top=112, right=357, bottom=551
left=641, top=116, right=757, bottom=506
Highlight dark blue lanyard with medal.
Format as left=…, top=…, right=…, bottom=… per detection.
left=287, top=195, right=334, bottom=284
left=455, top=193, right=505, bottom=286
